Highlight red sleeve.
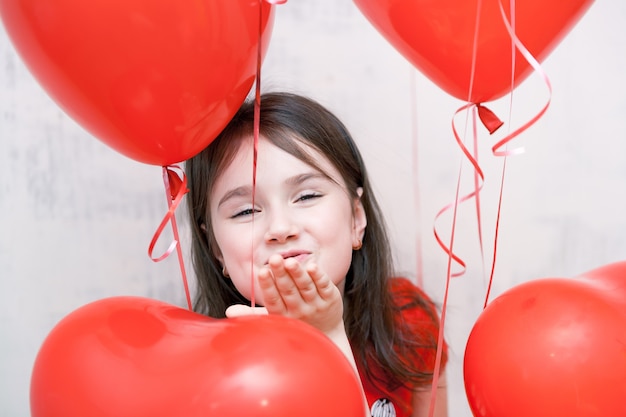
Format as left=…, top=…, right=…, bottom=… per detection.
left=360, top=278, right=447, bottom=417
left=390, top=277, right=448, bottom=373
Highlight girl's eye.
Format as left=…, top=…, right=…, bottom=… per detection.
left=296, top=192, right=322, bottom=202
left=231, top=207, right=258, bottom=218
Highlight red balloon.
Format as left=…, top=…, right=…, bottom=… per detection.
left=354, top=0, right=593, bottom=103
left=464, top=277, right=626, bottom=417
left=0, top=0, right=275, bottom=165
left=578, top=261, right=626, bottom=306
left=30, top=296, right=366, bottom=417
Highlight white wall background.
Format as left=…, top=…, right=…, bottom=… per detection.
left=1, top=1, right=624, bottom=416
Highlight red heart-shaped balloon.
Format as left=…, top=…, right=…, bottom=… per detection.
left=0, top=0, right=274, bottom=165
left=578, top=261, right=626, bottom=308
left=30, top=296, right=366, bottom=417
left=354, top=0, right=593, bottom=103
left=464, top=262, right=626, bottom=417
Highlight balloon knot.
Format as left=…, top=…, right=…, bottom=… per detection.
left=476, top=104, right=504, bottom=135
left=165, top=166, right=189, bottom=201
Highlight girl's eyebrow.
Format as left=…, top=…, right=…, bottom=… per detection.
left=217, top=171, right=332, bottom=208
left=217, top=185, right=252, bottom=208
left=286, top=172, right=328, bottom=186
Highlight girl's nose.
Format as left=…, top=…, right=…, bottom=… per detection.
left=264, top=210, right=299, bottom=243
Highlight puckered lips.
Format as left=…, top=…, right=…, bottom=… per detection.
left=264, top=250, right=312, bottom=265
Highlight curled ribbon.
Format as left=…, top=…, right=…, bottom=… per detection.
left=428, top=0, right=485, bottom=413
left=148, top=165, right=188, bottom=261
left=481, top=0, right=553, bottom=308
left=433, top=104, right=487, bottom=280
left=145, top=0, right=286, bottom=311
left=148, top=165, right=192, bottom=310
left=490, top=3, right=552, bottom=158
left=428, top=0, right=552, bottom=414
left=432, top=2, right=553, bottom=289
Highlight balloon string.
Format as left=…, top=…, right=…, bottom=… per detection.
left=483, top=0, right=516, bottom=308
left=427, top=240, right=452, bottom=417
left=431, top=0, right=490, bottom=283
left=485, top=159, right=507, bottom=309
left=148, top=165, right=192, bottom=310
left=491, top=2, right=552, bottom=157
left=471, top=107, right=490, bottom=283
left=248, top=0, right=286, bottom=307
left=250, top=0, right=286, bottom=306
left=429, top=0, right=484, bottom=411
left=483, top=0, right=553, bottom=307
left=429, top=104, right=489, bottom=417
left=249, top=1, right=266, bottom=309
left=409, top=69, right=424, bottom=289
left=433, top=103, right=488, bottom=279
left=464, top=0, right=482, bottom=104
left=429, top=107, right=483, bottom=416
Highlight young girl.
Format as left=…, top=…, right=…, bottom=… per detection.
left=185, top=92, right=447, bottom=417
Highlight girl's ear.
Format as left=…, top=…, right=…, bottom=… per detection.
left=352, top=187, right=367, bottom=246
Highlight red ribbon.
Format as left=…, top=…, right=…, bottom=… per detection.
left=148, top=165, right=192, bottom=310
left=427, top=0, right=484, bottom=412
left=481, top=0, right=553, bottom=308
left=428, top=0, right=553, bottom=415
left=145, top=0, right=287, bottom=312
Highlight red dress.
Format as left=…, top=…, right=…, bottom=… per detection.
left=359, top=278, right=447, bottom=417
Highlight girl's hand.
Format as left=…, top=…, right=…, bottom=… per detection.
left=258, top=253, right=344, bottom=335
left=226, top=253, right=370, bottom=417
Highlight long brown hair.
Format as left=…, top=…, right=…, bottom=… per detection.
left=185, top=92, right=440, bottom=402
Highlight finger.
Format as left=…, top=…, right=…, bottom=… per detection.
left=306, top=262, right=337, bottom=300
left=257, top=265, right=287, bottom=314
left=266, top=255, right=319, bottom=315
left=266, top=255, right=304, bottom=301
left=283, top=257, right=320, bottom=303
left=225, top=304, right=269, bottom=318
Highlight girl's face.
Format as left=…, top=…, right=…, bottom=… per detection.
left=209, top=136, right=367, bottom=303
